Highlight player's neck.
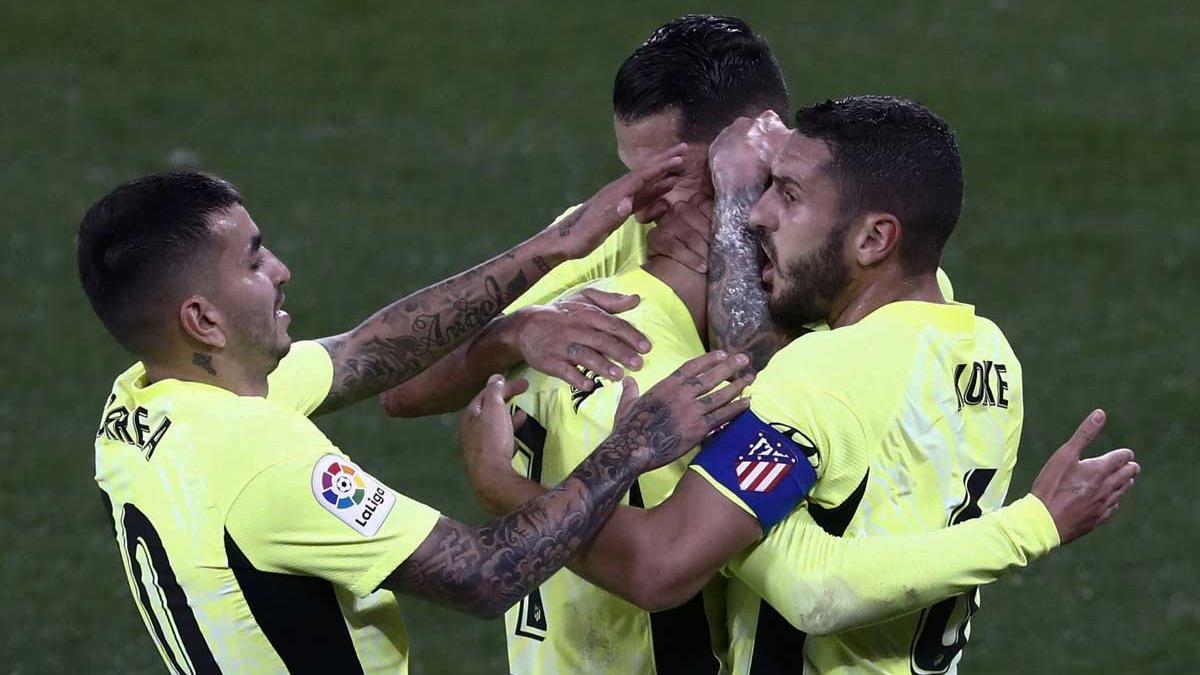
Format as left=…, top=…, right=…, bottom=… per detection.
left=144, top=351, right=270, bottom=398
left=642, top=255, right=706, bottom=339
left=828, top=266, right=945, bottom=329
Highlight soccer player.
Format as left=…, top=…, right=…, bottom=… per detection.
left=465, top=99, right=1140, bottom=674
left=81, top=156, right=757, bottom=673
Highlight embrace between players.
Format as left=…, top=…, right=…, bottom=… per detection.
left=83, top=14, right=1139, bottom=675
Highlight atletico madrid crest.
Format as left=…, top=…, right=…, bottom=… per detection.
left=736, top=432, right=798, bottom=493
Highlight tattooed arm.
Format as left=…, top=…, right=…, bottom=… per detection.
left=383, top=351, right=751, bottom=617
left=313, top=144, right=685, bottom=415
left=380, top=289, right=649, bottom=418
left=706, top=112, right=794, bottom=371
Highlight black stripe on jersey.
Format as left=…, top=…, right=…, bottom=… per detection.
left=649, top=592, right=721, bottom=675
left=513, top=408, right=546, bottom=482
left=121, top=503, right=222, bottom=674
left=748, top=471, right=869, bottom=675
left=224, top=531, right=364, bottom=675
left=626, top=480, right=720, bottom=674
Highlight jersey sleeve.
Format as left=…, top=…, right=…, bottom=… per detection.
left=688, top=354, right=870, bottom=527
left=504, top=209, right=648, bottom=314
left=266, top=340, right=335, bottom=416
left=225, top=453, right=441, bottom=598
left=726, top=494, right=1060, bottom=635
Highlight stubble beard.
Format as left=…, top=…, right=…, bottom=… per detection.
left=767, top=220, right=852, bottom=333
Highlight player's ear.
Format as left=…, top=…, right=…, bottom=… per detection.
left=179, top=295, right=227, bottom=349
left=853, top=212, right=901, bottom=267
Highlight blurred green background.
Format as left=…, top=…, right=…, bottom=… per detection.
left=2, top=0, right=1196, bottom=672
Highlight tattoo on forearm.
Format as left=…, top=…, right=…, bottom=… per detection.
left=533, top=255, right=552, bottom=274
left=556, top=204, right=589, bottom=238
left=192, top=352, right=216, bottom=376
left=708, top=186, right=789, bottom=371
left=388, top=396, right=680, bottom=617
left=316, top=250, right=541, bottom=414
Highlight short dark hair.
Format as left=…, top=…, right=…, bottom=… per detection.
left=77, top=170, right=242, bottom=355
left=793, top=95, right=964, bottom=272
left=613, top=14, right=789, bottom=142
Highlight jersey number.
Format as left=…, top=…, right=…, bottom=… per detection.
left=512, top=408, right=549, bottom=642
left=909, top=468, right=997, bottom=675
left=116, top=502, right=219, bottom=674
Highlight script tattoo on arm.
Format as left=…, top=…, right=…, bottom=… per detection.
left=707, top=185, right=790, bottom=371
left=314, top=248, right=547, bottom=415
left=385, top=397, right=680, bottom=618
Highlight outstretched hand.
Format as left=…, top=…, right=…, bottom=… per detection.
left=548, top=144, right=687, bottom=260
left=1031, top=409, right=1140, bottom=544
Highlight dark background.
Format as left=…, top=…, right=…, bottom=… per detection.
left=3, top=1, right=1196, bottom=672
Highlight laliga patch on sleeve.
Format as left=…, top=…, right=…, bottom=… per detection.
left=691, top=410, right=817, bottom=531
left=311, top=454, right=397, bottom=537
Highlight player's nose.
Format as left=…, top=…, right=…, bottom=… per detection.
left=749, top=197, right=776, bottom=233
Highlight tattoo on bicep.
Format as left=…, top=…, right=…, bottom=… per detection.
left=192, top=352, right=216, bottom=376
left=388, top=398, right=680, bottom=616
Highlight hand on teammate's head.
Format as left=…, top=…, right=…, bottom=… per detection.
left=550, top=143, right=687, bottom=260
left=1031, top=409, right=1140, bottom=544
left=646, top=192, right=713, bottom=274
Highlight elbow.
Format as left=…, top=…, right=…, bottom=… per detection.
left=625, top=559, right=698, bottom=612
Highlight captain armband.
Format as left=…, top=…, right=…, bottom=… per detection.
left=690, top=410, right=818, bottom=531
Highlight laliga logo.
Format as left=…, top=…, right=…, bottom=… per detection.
left=320, top=462, right=367, bottom=509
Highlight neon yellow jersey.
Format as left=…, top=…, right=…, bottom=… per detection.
left=505, top=208, right=652, bottom=314
left=503, top=267, right=726, bottom=675
left=94, top=341, right=441, bottom=674
left=692, top=301, right=1025, bottom=674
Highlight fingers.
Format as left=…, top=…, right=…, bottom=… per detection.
left=1096, top=447, right=1135, bottom=472
left=703, top=397, right=753, bottom=430
left=1057, top=409, right=1108, bottom=463
left=1100, top=455, right=1140, bottom=493
left=577, top=288, right=641, bottom=314
left=565, top=342, right=625, bottom=381
left=636, top=198, right=672, bottom=225
left=624, top=144, right=687, bottom=208
left=675, top=350, right=731, bottom=379
left=510, top=408, right=528, bottom=432
left=699, top=372, right=755, bottom=413
left=647, top=228, right=708, bottom=273
left=684, top=353, right=751, bottom=392
left=546, top=362, right=598, bottom=392
left=577, top=329, right=645, bottom=371
left=502, top=377, right=529, bottom=401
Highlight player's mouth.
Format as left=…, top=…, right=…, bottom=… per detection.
left=275, top=292, right=289, bottom=321
left=759, top=239, right=775, bottom=289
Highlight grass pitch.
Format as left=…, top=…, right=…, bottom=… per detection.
left=2, top=1, right=1196, bottom=672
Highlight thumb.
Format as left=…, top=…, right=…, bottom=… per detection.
left=481, top=374, right=507, bottom=411
left=580, top=288, right=640, bottom=313
left=614, top=376, right=639, bottom=424
left=1056, top=409, right=1106, bottom=463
